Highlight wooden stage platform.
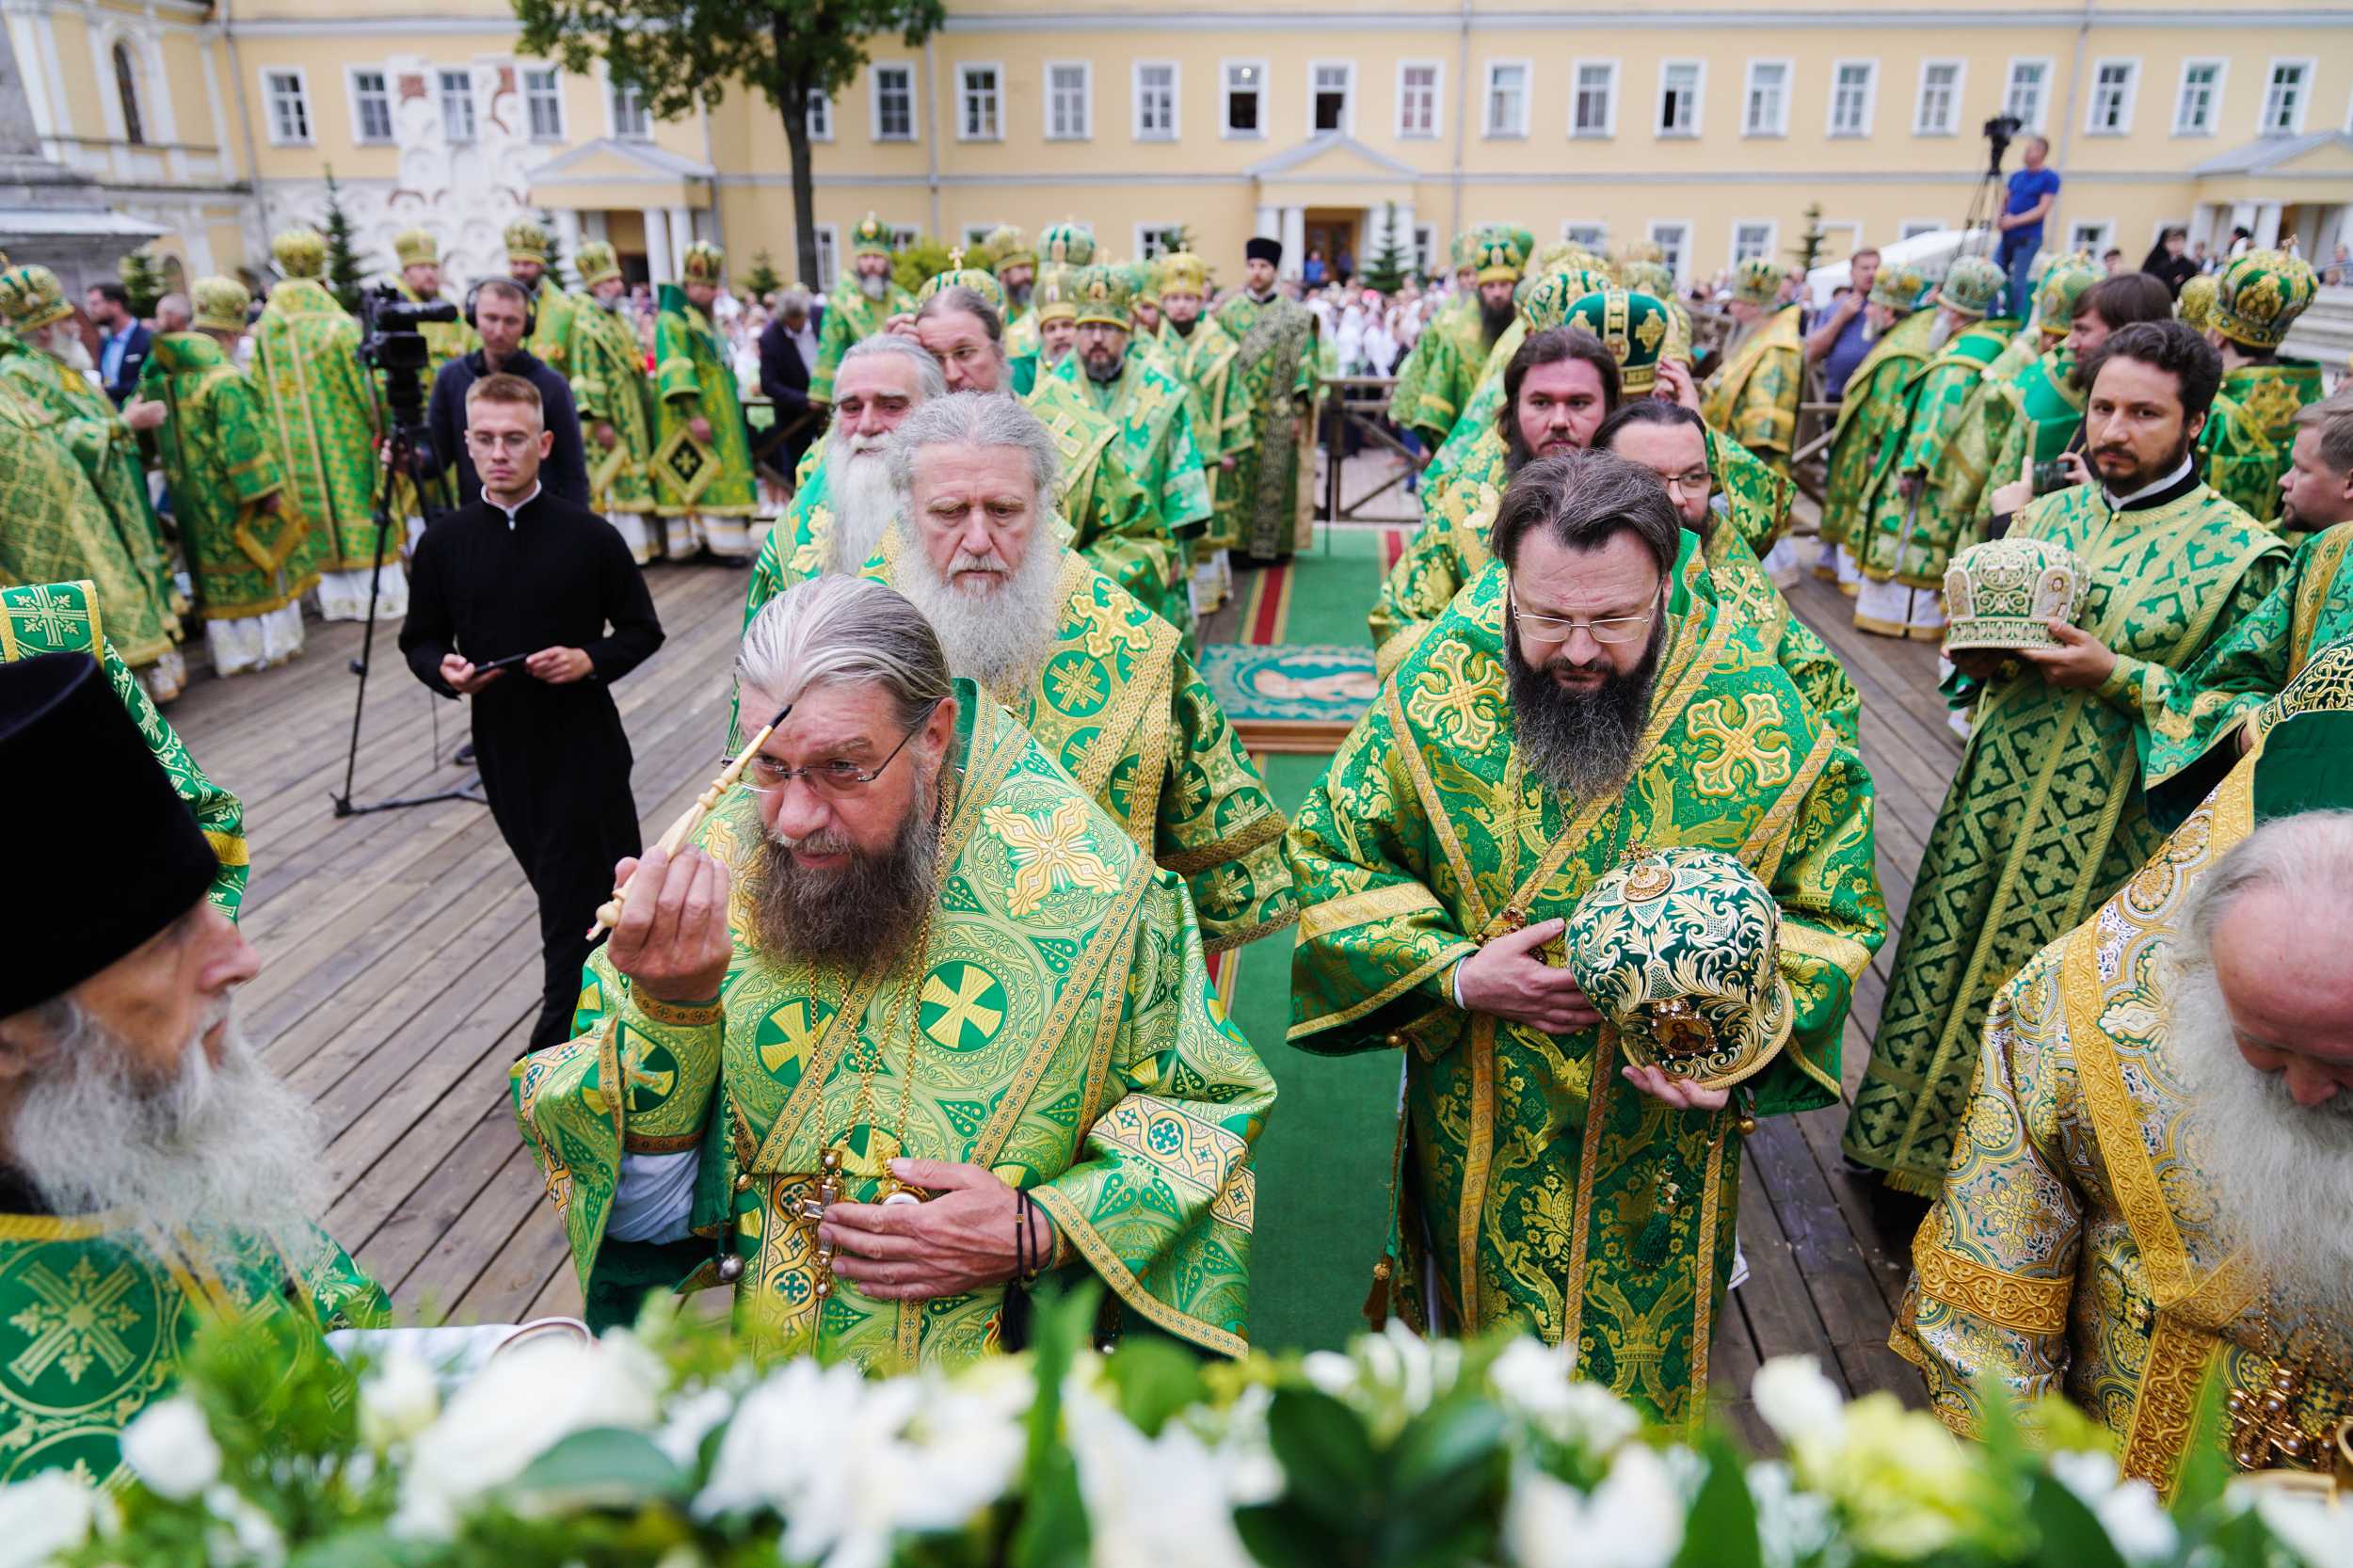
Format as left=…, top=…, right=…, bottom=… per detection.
left=163, top=514, right=1959, bottom=1439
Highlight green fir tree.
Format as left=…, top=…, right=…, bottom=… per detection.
left=117, top=248, right=165, bottom=317
left=744, top=249, right=784, bottom=301
left=320, top=171, right=368, bottom=314
left=536, top=208, right=569, bottom=284
left=1362, top=203, right=1410, bottom=294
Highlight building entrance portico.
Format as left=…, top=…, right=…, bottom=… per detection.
left=1247, top=133, right=1422, bottom=283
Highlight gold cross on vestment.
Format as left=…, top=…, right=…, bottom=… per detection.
left=792, top=1147, right=848, bottom=1300
left=2228, top=1362, right=2332, bottom=1472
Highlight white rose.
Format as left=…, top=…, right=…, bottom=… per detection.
left=1750, top=1355, right=1848, bottom=1448
left=1503, top=1448, right=1685, bottom=1568
left=0, top=1472, right=103, bottom=1568
left=1489, top=1338, right=1641, bottom=1456
left=1068, top=1384, right=1257, bottom=1568
left=358, top=1351, right=440, bottom=1452
left=2048, top=1449, right=2177, bottom=1565
left=120, top=1396, right=223, bottom=1501
left=2246, top=1486, right=2353, bottom=1568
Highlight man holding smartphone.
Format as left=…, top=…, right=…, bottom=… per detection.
left=400, top=374, right=665, bottom=1053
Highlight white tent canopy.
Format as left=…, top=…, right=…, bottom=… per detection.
left=1801, top=228, right=1995, bottom=308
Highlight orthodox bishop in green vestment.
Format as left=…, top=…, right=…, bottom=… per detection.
left=140, top=281, right=316, bottom=678
left=517, top=577, right=1273, bottom=1367
left=388, top=228, right=478, bottom=518
left=1212, top=237, right=1318, bottom=562
left=2196, top=250, right=2325, bottom=532
left=0, top=650, right=388, bottom=1487
left=652, top=244, right=762, bottom=560
left=1817, top=264, right=1939, bottom=568
left=1287, top=453, right=1882, bottom=1429
left=567, top=242, right=663, bottom=564
left=1700, top=260, right=1804, bottom=477
left=1845, top=330, right=2289, bottom=1193
left=1932, top=258, right=2105, bottom=542
left=1151, top=252, right=1251, bottom=613
left=0, top=265, right=182, bottom=696
left=1391, top=229, right=1524, bottom=450
left=810, top=215, right=920, bottom=405
left=1386, top=231, right=1478, bottom=446
left=250, top=229, right=397, bottom=621
left=503, top=217, right=581, bottom=391
left=984, top=224, right=1040, bottom=360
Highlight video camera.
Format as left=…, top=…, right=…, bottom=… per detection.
left=358, top=282, right=457, bottom=433
left=1982, top=113, right=2024, bottom=176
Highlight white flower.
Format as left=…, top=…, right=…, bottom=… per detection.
left=0, top=1471, right=104, bottom=1568
left=120, top=1396, right=223, bottom=1501
left=1301, top=1351, right=1356, bottom=1397
left=393, top=1333, right=665, bottom=1538
left=654, top=1385, right=737, bottom=1471
left=1490, top=1337, right=1641, bottom=1458
left=2246, top=1485, right=2353, bottom=1568
left=203, top=1482, right=284, bottom=1568
left=1190, top=1382, right=1285, bottom=1508
left=1068, top=1383, right=1258, bottom=1568
left=2047, top=1449, right=2177, bottom=1564
left=1751, top=1356, right=1848, bottom=1449
left=1745, top=1460, right=1838, bottom=1568
left=358, top=1351, right=440, bottom=1452
left=1503, top=1446, right=1686, bottom=1568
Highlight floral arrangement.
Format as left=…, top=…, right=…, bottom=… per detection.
left=10, top=1288, right=2344, bottom=1568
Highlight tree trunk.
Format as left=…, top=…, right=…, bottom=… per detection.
left=773, top=22, right=821, bottom=291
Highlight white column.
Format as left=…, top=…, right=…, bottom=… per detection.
left=644, top=206, right=674, bottom=282
left=666, top=205, right=695, bottom=272
left=2230, top=200, right=2259, bottom=245
left=1280, top=205, right=1306, bottom=279
left=2254, top=203, right=2283, bottom=248
left=1385, top=200, right=1418, bottom=268
left=1255, top=203, right=1279, bottom=240
left=582, top=210, right=610, bottom=244
left=552, top=209, right=584, bottom=284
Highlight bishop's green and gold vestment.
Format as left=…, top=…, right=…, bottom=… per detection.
left=652, top=284, right=760, bottom=558
left=1024, top=361, right=1193, bottom=637
left=1390, top=296, right=1492, bottom=450
left=1925, top=328, right=2057, bottom=532
left=1842, top=478, right=2289, bottom=1193
left=522, top=275, right=579, bottom=383
left=1286, top=561, right=1885, bottom=1429
left=1701, top=306, right=1805, bottom=475
left=1156, top=313, right=1252, bottom=526
left=1939, top=343, right=2082, bottom=542
left=0, top=1193, right=387, bottom=1486
left=1211, top=290, right=1317, bottom=561
left=1849, top=315, right=2021, bottom=596
left=2198, top=358, right=2326, bottom=531
left=565, top=294, right=661, bottom=561
left=248, top=279, right=386, bottom=588
left=1894, top=674, right=2353, bottom=1496
left=1818, top=310, right=1945, bottom=554
left=0, top=581, right=247, bottom=915
left=515, top=688, right=1274, bottom=1367
left=808, top=279, right=919, bottom=405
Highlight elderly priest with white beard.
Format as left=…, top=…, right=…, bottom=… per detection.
left=0, top=653, right=389, bottom=1485
left=515, top=575, right=1275, bottom=1364
left=1895, top=661, right=2353, bottom=1497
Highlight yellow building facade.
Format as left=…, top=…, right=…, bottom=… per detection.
left=13, top=0, right=2349, bottom=294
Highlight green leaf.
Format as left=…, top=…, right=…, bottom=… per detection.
left=1673, top=1432, right=1764, bottom=1568
left=285, top=1529, right=442, bottom=1568
left=1263, top=1387, right=1381, bottom=1532
left=508, top=1427, right=688, bottom=1509
left=1102, top=1337, right=1206, bottom=1439
left=2025, top=1471, right=2130, bottom=1568
left=1008, top=1279, right=1099, bottom=1568
left=1237, top=1501, right=1358, bottom=1568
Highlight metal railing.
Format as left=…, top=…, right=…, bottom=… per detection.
left=1315, top=374, right=1421, bottom=525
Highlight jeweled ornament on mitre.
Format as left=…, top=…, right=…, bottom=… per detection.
left=1943, top=538, right=2090, bottom=652
left=1563, top=847, right=1794, bottom=1091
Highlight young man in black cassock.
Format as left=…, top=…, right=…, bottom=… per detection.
left=399, top=373, right=664, bottom=1053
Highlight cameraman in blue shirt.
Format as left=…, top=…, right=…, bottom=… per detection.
left=1995, top=136, right=2061, bottom=320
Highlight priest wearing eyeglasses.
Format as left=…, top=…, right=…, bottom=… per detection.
left=400, top=373, right=665, bottom=1053
left=1285, top=448, right=1884, bottom=1430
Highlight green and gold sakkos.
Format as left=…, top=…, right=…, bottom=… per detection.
left=515, top=690, right=1274, bottom=1368
left=1155, top=309, right=1252, bottom=523
left=1211, top=286, right=1317, bottom=561
left=1850, top=315, right=2022, bottom=590
left=565, top=292, right=661, bottom=533
left=1023, top=364, right=1193, bottom=636
left=1701, top=305, right=1805, bottom=475
left=1940, top=344, right=2083, bottom=540
left=248, top=279, right=384, bottom=575
left=1818, top=308, right=1947, bottom=554
left=1285, top=562, right=1885, bottom=1429
left=810, top=280, right=919, bottom=406
left=2199, top=359, right=2327, bottom=532
left=651, top=282, right=760, bottom=526
left=1842, top=480, right=2288, bottom=1193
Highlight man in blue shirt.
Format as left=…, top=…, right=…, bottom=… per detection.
left=1806, top=246, right=1883, bottom=400
left=86, top=281, right=150, bottom=408
left=1995, top=136, right=2061, bottom=320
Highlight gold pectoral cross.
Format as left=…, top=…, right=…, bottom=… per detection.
left=2228, top=1362, right=2335, bottom=1473
left=794, top=1147, right=848, bottom=1301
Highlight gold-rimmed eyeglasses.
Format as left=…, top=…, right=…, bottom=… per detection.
left=728, top=701, right=938, bottom=797
left=1507, top=588, right=1659, bottom=646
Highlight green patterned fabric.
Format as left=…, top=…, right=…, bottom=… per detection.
left=0, top=1210, right=387, bottom=1486
left=249, top=279, right=382, bottom=574
left=521, top=274, right=579, bottom=382
left=1842, top=482, right=2289, bottom=1193
left=1040, top=347, right=1208, bottom=630
left=2198, top=360, right=2326, bottom=530
left=0, top=581, right=246, bottom=914
left=1284, top=562, right=1884, bottom=1429
left=1939, top=344, right=2081, bottom=541
left=1392, top=297, right=1493, bottom=448
left=651, top=284, right=759, bottom=521
left=1210, top=290, right=1317, bottom=561
left=140, top=333, right=316, bottom=619
left=1818, top=310, right=1945, bottom=551
left=1700, top=305, right=1804, bottom=474
left=2144, top=521, right=2353, bottom=823
left=0, top=357, right=179, bottom=671
left=514, top=689, right=1274, bottom=1367
left=808, top=279, right=918, bottom=404
left=1849, top=317, right=2021, bottom=591
left=566, top=294, right=660, bottom=519
left=1024, top=368, right=1189, bottom=636
left=1156, top=313, right=1252, bottom=525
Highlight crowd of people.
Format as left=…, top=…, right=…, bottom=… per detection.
left=1, top=191, right=2348, bottom=1511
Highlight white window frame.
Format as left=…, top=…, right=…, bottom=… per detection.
left=520, top=64, right=565, bottom=143
left=1133, top=60, right=1179, bottom=141
left=1647, top=219, right=1693, bottom=289
left=1741, top=58, right=1790, bottom=137
left=807, top=88, right=834, bottom=142
left=1826, top=59, right=1877, bottom=137
left=870, top=62, right=918, bottom=142
left=1729, top=218, right=1778, bottom=267
left=437, top=67, right=475, bottom=144
left=1899, top=218, right=1942, bottom=240
left=346, top=66, right=393, bottom=145
left=1221, top=57, right=1269, bottom=139
left=1657, top=58, right=1705, bottom=137
left=2261, top=56, right=2314, bottom=135
left=1044, top=59, right=1092, bottom=140
left=261, top=66, right=312, bottom=146
left=1411, top=224, right=1433, bottom=271
left=2086, top=58, right=2138, bottom=136
left=607, top=76, right=649, bottom=141
left=1483, top=57, right=1531, bottom=138
left=2172, top=59, right=2225, bottom=136
left=1913, top=58, right=1964, bottom=136
left=1561, top=221, right=1609, bottom=250
left=1570, top=58, right=1619, bottom=138
left=812, top=226, right=839, bottom=292
left=2067, top=218, right=2116, bottom=256
left=1395, top=58, right=1442, bottom=140
left=1136, top=223, right=1185, bottom=262
left=2004, top=56, right=2053, bottom=132
left=1305, top=58, right=1355, bottom=136
left=960, top=222, right=998, bottom=250
left=955, top=61, right=1003, bottom=142
left=886, top=224, right=920, bottom=252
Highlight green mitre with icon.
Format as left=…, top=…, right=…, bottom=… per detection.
left=1564, top=289, right=1672, bottom=394
left=2211, top=248, right=2318, bottom=351
left=1935, top=255, right=2007, bottom=319
left=1564, top=848, right=1794, bottom=1092
left=1868, top=264, right=1930, bottom=313
left=1518, top=266, right=1615, bottom=331
left=918, top=248, right=1007, bottom=313
left=1070, top=263, right=1133, bottom=329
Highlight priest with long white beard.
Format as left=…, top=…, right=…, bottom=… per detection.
left=873, top=392, right=1296, bottom=953
left=1896, top=691, right=2353, bottom=1496
left=0, top=652, right=389, bottom=1487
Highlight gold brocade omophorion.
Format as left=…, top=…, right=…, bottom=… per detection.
left=1285, top=560, right=1884, bottom=1429
left=1843, top=481, right=2289, bottom=1192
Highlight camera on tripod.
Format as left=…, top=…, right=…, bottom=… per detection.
left=359, top=282, right=456, bottom=431
left=1982, top=113, right=2024, bottom=175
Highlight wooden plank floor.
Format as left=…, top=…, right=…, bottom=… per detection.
left=160, top=492, right=1960, bottom=1432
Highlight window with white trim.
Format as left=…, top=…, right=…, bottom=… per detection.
left=873, top=64, right=916, bottom=141
left=1648, top=221, right=1690, bottom=286
left=1658, top=60, right=1702, bottom=136
left=1398, top=61, right=1439, bottom=138
left=807, top=88, right=833, bottom=142
left=1572, top=61, right=1617, bottom=136
left=350, top=69, right=392, bottom=144
left=2069, top=219, right=2115, bottom=254
left=1135, top=62, right=1177, bottom=139
left=1899, top=219, right=1940, bottom=240
left=1485, top=60, right=1529, bottom=136
left=438, top=69, right=475, bottom=143
left=2088, top=60, right=2137, bottom=135
left=610, top=79, right=648, bottom=140
left=522, top=67, right=563, bottom=141
left=2262, top=60, right=2311, bottom=134
left=1732, top=221, right=1775, bottom=264
left=1743, top=61, right=1787, bottom=136
left=1829, top=61, right=1875, bottom=136
left=813, top=227, right=839, bottom=292
left=2174, top=61, right=2221, bottom=135
left=1310, top=61, right=1352, bottom=134
left=1138, top=224, right=1184, bottom=261
left=957, top=65, right=1001, bottom=140
left=887, top=225, right=920, bottom=252
left=1563, top=222, right=1608, bottom=250
left=264, top=69, right=311, bottom=144
left=1412, top=225, right=1434, bottom=270
left=1225, top=61, right=1265, bottom=136
left=1915, top=60, right=1961, bottom=135
left=2005, top=58, right=2050, bottom=130
left=1047, top=62, right=1091, bottom=139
